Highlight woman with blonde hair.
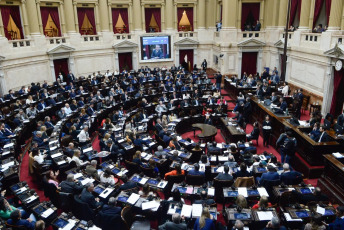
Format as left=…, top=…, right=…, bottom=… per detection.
left=26, top=95, right=34, bottom=105
left=161, top=115, right=169, bottom=128
left=40, top=126, right=48, bottom=139
left=235, top=195, right=248, bottom=209
left=252, top=195, right=271, bottom=209
left=194, top=207, right=215, bottom=230
left=71, top=149, right=89, bottom=167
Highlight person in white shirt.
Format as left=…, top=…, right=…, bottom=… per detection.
left=31, top=148, right=49, bottom=165
left=100, top=168, right=117, bottom=185
left=281, top=82, right=289, bottom=97
left=71, top=150, right=89, bottom=166
left=155, top=101, right=167, bottom=114
left=26, top=95, right=34, bottom=105
left=77, top=126, right=90, bottom=143
left=64, top=103, right=72, bottom=115
left=105, top=70, right=112, bottom=77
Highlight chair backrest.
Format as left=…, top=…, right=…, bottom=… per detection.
left=213, top=178, right=234, bottom=188
left=121, top=206, right=134, bottom=230
left=98, top=212, right=122, bottom=230
left=60, top=135, right=73, bottom=147
left=73, top=195, right=95, bottom=221
left=186, top=174, right=205, bottom=186
left=166, top=174, right=185, bottom=184
left=140, top=166, right=155, bottom=178
left=124, top=160, right=140, bottom=175
left=260, top=179, right=281, bottom=197
left=58, top=191, right=73, bottom=212
left=234, top=176, right=255, bottom=187
left=5, top=223, right=28, bottom=230
left=281, top=172, right=303, bottom=185
left=279, top=191, right=298, bottom=208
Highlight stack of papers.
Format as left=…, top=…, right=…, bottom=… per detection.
left=139, top=178, right=148, bottom=185
left=316, top=206, right=326, bottom=215
left=333, top=152, right=344, bottom=158
left=257, top=211, right=274, bottom=221
left=157, top=181, right=168, bottom=189
left=142, top=201, right=160, bottom=211
left=192, top=204, right=203, bottom=218
left=127, top=193, right=140, bottom=205
left=181, top=205, right=192, bottom=218
left=208, top=188, right=215, bottom=196
left=51, top=152, right=63, bottom=158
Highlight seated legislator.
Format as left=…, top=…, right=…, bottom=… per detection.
left=326, top=206, right=344, bottom=230
left=279, top=163, right=303, bottom=185
left=158, top=213, right=187, bottom=230
left=204, top=114, right=213, bottom=125
left=308, top=122, right=321, bottom=141
left=252, top=195, right=272, bottom=209
left=317, top=125, right=331, bottom=142
left=7, top=209, right=36, bottom=230
left=165, top=163, right=185, bottom=179
left=100, top=197, right=122, bottom=216
left=257, top=165, right=279, bottom=185
left=60, top=174, right=83, bottom=195
left=118, top=175, right=139, bottom=191
left=86, top=160, right=100, bottom=180
left=246, top=121, right=260, bottom=141
left=188, top=163, right=205, bottom=176
left=215, top=166, right=233, bottom=181
left=234, top=163, right=252, bottom=178
left=193, top=207, right=216, bottom=230
left=337, top=111, right=344, bottom=127
left=194, top=190, right=215, bottom=206
left=80, top=183, right=103, bottom=209
left=292, top=187, right=328, bottom=204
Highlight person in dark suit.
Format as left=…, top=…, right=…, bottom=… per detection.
left=101, top=197, right=122, bottom=216
left=151, top=45, right=163, bottom=59
left=318, top=125, right=331, bottom=142
left=257, top=165, right=279, bottom=185
left=104, top=139, right=124, bottom=161
left=158, top=213, right=187, bottom=230
left=246, top=121, right=260, bottom=141
left=193, top=190, right=215, bottom=206
left=256, top=85, right=263, bottom=99
left=68, top=71, right=75, bottom=83
left=279, top=163, right=302, bottom=185
left=271, top=92, right=279, bottom=105
left=32, top=131, right=48, bottom=148
left=204, top=115, right=213, bottom=125
left=37, top=100, right=47, bottom=111
left=6, top=209, right=36, bottom=230
left=85, top=160, right=100, bottom=180
left=180, top=99, right=189, bottom=107
left=243, top=98, right=252, bottom=121
left=155, top=119, right=163, bottom=133
left=87, top=103, right=95, bottom=116
left=337, top=112, right=344, bottom=127
left=262, top=115, right=272, bottom=147
left=201, top=59, right=207, bottom=71
left=118, top=175, right=138, bottom=191
left=215, top=166, right=233, bottom=181
left=292, top=187, right=328, bottom=204
left=80, top=183, right=103, bottom=209
left=188, top=163, right=205, bottom=176
left=215, top=72, right=222, bottom=90
left=279, top=98, right=288, bottom=111
left=234, top=162, right=252, bottom=178
left=327, top=206, right=344, bottom=230
left=233, top=112, right=245, bottom=128
left=60, top=174, right=83, bottom=194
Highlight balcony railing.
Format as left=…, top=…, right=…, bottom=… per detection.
left=177, top=31, right=197, bottom=38
left=114, top=34, right=132, bottom=40
left=47, top=37, right=67, bottom=45
left=281, top=32, right=293, bottom=40
left=9, top=39, right=32, bottom=48
left=82, top=35, right=100, bottom=42
left=239, top=31, right=265, bottom=42
left=331, top=35, right=344, bottom=47
left=300, top=33, right=321, bottom=49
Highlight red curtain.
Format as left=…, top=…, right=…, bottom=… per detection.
left=241, top=52, right=258, bottom=77
left=145, top=8, right=161, bottom=32
left=179, top=49, right=194, bottom=72
left=118, top=52, right=133, bottom=71
left=53, top=58, right=69, bottom=81
left=177, top=7, right=194, bottom=31
left=241, top=3, right=260, bottom=30
left=112, top=8, right=129, bottom=33
left=330, top=68, right=344, bottom=117
left=40, top=7, right=61, bottom=36
left=77, top=8, right=96, bottom=35
left=0, top=5, right=24, bottom=40
left=289, top=0, right=302, bottom=27
left=313, top=0, right=324, bottom=28
left=325, top=0, right=332, bottom=26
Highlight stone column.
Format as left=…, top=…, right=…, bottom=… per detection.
left=141, top=3, right=145, bottom=32
left=36, top=0, right=43, bottom=34
left=206, top=0, right=216, bottom=29
left=128, top=3, right=133, bottom=32
left=236, top=0, right=241, bottom=29
left=95, top=3, right=101, bottom=33
left=0, top=8, right=4, bottom=37
left=99, top=0, right=110, bottom=32
left=260, top=0, right=265, bottom=28
left=299, top=0, right=311, bottom=30
left=174, top=2, right=178, bottom=30
left=193, top=3, right=197, bottom=30
left=278, top=0, right=288, bottom=28
left=308, top=0, right=316, bottom=29
left=108, top=2, right=113, bottom=32
left=132, top=0, right=142, bottom=31
left=63, top=0, right=76, bottom=33
left=26, top=0, right=41, bottom=35
left=21, top=0, right=30, bottom=36
left=161, top=3, right=165, bottom=31
left=222, top=0, right=237, bottom=29
left=272, top=0, right=280, bottom=27
left=59, top=2, right=66, bottom=35
left=198, top=0, right=206, bottom=29
left=73, top=1, right=79, bottom=33
left=328, top=0, right=343, bottom=30
left=165, top=0, right=173, bottom=30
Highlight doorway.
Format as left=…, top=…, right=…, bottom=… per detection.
left=118, top=52, right=133, bottom=71
left=179, top=49, right=193, bottom=72
left=53, top=58, right=69, bottom=82
left=241, top=52, right=258, bottom=77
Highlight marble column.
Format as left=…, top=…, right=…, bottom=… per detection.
left=299, top=0, right=311, bottom=30
left=21, top=0, right=30, bottom=36
left=161, top=3, right=165, bottom=31
left=198, top=0, right=206, bottom=29
left=206, top=0, right=216, bottom=29
left=132, top=0, right=142, bottom=31
left=328, top=0, right=343, bottom=31
left=73, top=1, right=79, bottom=33
left=108, top=2, right=113, bottom=32
left=165, top=0, right=173, bottom=30
left=222, top=0, right=237, bottom=29
left=26, top=0, right=41, bottom=35
left=95, top=3, right=101, bottom=33
left=0, top=7, right=4, bottom=36
left=63, top=0, right=76, bottom=33
left=59, top=2, right=66, bottom=35
left=278, top=0, right=288, bottom=28
left=99, top=0, right=110, bottom=32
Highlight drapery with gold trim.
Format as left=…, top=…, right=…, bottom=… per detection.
left=145, top=8, right=161, bottom=33
left=112, top=8, right=129, bottom=33
left=177, top=7, right=193, bottom=31
left=77, top=7, right=96, bottom=35
left=40, top=7, right=61, bottom=37
left=0, top=5, right=24, bottom=40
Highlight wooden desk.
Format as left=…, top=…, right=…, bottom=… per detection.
left=192, top=123, right=217, bottom=142
left=224, top=79, right=256, bottom=99
left=318, top=154, right=344, bottom=205
left=219, top=117, right=246, bottom=143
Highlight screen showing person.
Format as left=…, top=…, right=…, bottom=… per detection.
left=141, top=36, right=171, bottom=60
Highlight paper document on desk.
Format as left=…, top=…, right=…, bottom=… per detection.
left=41, top=208, right=54, bottom=218
left=51, top=152, right=63, bottom=158
left=139, top=178, right=148, bottom=185
left=219, top=156, right=229, bottom=161
left=73, top=173, right=83, bottom=179
left=208, top=188, right=215, bottom=196
left=257, top=211, right=274, bottom=221
left=316, top=206, right=326, bottom=215
left=81, top=178, right=95, bottom=185
left=99, top=188, right=114, bottom=199
left=61, top=219, right=77, bottom=230
left=142, top=201, right=160, bottom=211
left=83, top=147, right=93, bottom=153
left=127, top=193, right=140, bottom=205
left=181, top=205, right=192, bottom=218
left=210, top=156, right=217, bottom=161
left=216, top=166, right=224, bottom=173
left=284, top=212, right=302, bottom=221
left=192, top=204, right=203, bottom=218
left=257, top=188, right=269, bottom=197
left=333, top=152, right=344, bottom=158
left=238, top=187, right=248, bottom=197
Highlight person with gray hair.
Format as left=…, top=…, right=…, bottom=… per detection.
left=234, top=220, right=244, bottom=230
left=77, top=125, right=90, bottom=144
left=155, top=145, right=166, bottom=158
left=265, top=216, right=287, bottom=229
left=100, top=196, right=122, bottom=216
left=80, top=183, right=103, bottom=209
left=59, top=173, right=83, bottom=194
left=32, top=131, right=49, bottom=148
left=85, top=160, right=100, bottom=180
left=158, top=213, right=187, bottom=230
